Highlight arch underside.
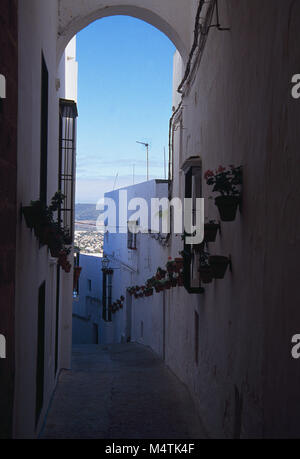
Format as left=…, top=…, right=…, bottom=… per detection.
left=57, top=4, right=188, bottom=64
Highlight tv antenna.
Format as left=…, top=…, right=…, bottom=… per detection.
left=113, top=172, right=119, bottom=191
left=136, top=141, right=149, bottom=181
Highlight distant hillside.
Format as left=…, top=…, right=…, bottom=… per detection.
left=75, top=204, right=100, bottom=222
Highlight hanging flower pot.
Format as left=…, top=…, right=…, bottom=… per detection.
left=204, top=222, right=220, bottom=243
left=50, top=246, right=61, bottom=258
left=157, top=268, right=166, bottom=279
left=209, top=256, right=230, bottom=279
left=164, top=281, right=172, bottom=290
left=174, top=258, right=184, bottom=272
left=199, top=266, right=213, bottom=284
left=215, top=196, right=240, bottom=222
left=171, top=278, right=178, bottom=287
left=22, top=205, right=40, bottom=230
left=166, top=259, right=176, bottom=274
left=205, top=166, right=242, bottom=222
left=177, top=275, right=184, bottom=287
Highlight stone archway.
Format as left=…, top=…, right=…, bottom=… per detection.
left=57, top=0, right=192, bottom=63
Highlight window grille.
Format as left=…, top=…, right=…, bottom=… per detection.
left=59, top=99, right=78, bottom=239
left=127, top=221, right=138, bottom=250
left=182, top=157, right=204, bottom=294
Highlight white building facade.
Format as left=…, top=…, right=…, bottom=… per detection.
left=101, top=179, right=169, bottom=353
left=72, top=254, right=102, bottom=345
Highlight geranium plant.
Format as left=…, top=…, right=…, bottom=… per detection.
left=204, top=165, right=242, bottom=196
left=22, top=191, right=73, bottom=271
left=204, top=165, right=242, bottom=222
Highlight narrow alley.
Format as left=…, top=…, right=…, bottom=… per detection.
left=41, top=344, right=207, bottom=439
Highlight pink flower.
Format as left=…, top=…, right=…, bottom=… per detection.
left=217, top=166, right=226, bottom=173
left=204, top=170, right=214, bottom=180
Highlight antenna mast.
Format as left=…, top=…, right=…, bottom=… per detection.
left=136, top=141, right=149, bottom=181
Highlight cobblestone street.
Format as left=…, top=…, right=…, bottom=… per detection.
left=41, top=344, right=207, bottom=439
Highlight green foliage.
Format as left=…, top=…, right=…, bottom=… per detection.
left=205, top=165, right=242, bottom=196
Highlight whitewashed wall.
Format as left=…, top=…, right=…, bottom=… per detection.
left=14, top=0, right=75, bottom=438
left=103, top=180, right=168, bottom=356
left=72, top=254, right=102, bottom=344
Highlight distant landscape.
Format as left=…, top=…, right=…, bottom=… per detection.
left=75, top=204, right=103, bottom=256
left=75, top=204, right=100, bottom=222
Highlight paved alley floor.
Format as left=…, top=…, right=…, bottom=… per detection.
left=41, top=343, right=207, bottom=439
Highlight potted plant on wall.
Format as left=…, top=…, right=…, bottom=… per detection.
left=209, top=255, right=230, bottom=279
left=145, top=288, right=154, bottom=297
left=156, top=268, right=167, bottom=280
left=205, top=165, right=242, bottom=222
left=204, top=220, right=220, bottom=243
left=199, top=251, right=214, bottom=284
left=22, top=191, right=72, bottom=267
left=174, top=257, right=184, bottom=272
left=177, top=272, right=184, bottom=287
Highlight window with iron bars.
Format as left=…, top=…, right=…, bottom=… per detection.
left=58, top=99, right=78, bottom=240
left=127, top=220, right=138, bottom=250
left=102, top=272, right=113, bottom=322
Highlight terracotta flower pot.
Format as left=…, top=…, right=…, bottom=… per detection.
left=22, top=206, right=39, bottom=230
left=173, top=258, right=183, bottom=273
left=157, top=269, right=166, bottom=279
left=209, top=256, right=230, bottom=279
left=178, top=278, right=184, bottom=287
left=50, top=246, right=60, bottom=258
left=199, top=266, right=213, bottom=284
left=215, top=196, right=240, bottom=222
left=204, top=224, right=219, bottom=243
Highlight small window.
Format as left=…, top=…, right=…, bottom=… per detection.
left=182, top=157, right=204, bottom=294
left=102, top=272, right=113, bottom=322
left=127, top=221, right=137, bottom=250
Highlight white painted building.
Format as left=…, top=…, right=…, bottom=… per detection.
left=101, top=179, right=169, bottom=353
left=12, top=4, right=79, bottom=438
left=72, top=254, right=102, bottom=345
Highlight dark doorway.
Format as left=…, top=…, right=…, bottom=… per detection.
left=36, top=282, right=46, bottom=427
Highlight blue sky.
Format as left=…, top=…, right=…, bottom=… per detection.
left=76, top=16, right=175, bottom=203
